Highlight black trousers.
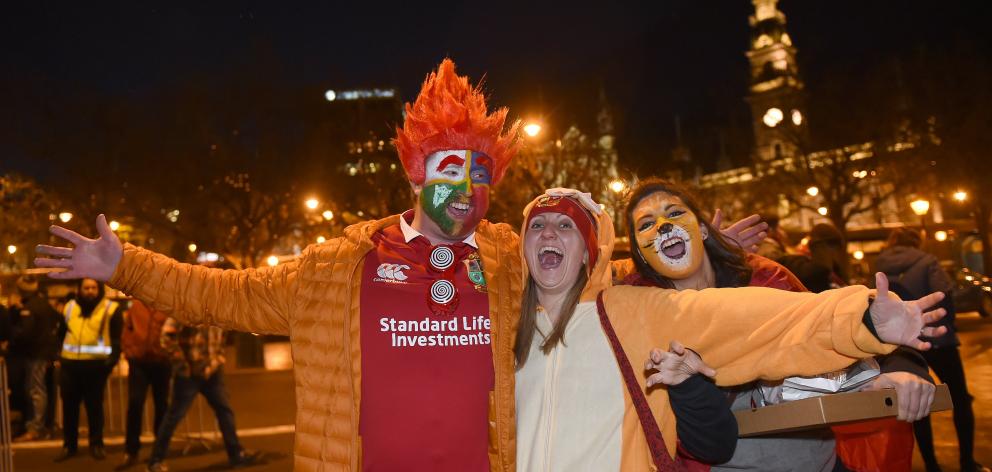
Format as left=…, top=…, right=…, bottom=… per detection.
left=60, top=359, right=111, bottom=451
left=913, top=346, right=978, bottom=470
left=124, top=359, right=172, bottom=454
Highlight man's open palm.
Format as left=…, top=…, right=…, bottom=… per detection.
left=35, top=214, right=123, bottom=282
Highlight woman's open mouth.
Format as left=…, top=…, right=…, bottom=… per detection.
left=538, top=246, right=564, bottom=269
left=658, top=236, right=687, bottom=260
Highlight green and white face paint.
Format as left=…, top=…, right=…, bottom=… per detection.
left=419, top=150, right=493, bottom=238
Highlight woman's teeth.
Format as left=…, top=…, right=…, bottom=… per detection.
left=538, top=246, right=564, bottom=269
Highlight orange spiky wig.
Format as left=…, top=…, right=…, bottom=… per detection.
left=394, top=59, right=520, bottom=185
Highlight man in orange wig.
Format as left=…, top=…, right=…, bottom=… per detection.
left=36, top=59, right=524, bottom=471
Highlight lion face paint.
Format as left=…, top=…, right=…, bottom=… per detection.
left=419, top=150, right=492, bottom=238
left=632, top=192, right=707, bottom=279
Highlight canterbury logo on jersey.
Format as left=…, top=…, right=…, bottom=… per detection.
left=375, top=263, right=411, bottom=283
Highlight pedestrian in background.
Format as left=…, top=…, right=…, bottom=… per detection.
left=9, top=274, right=64, bottom=442
left=876, top=227, right=989, bottom=472
left=146, top=318, right=257, bottom=472
left=56, top=277, right=124, bottom=462
left=117, top=299, right=172, bottom=470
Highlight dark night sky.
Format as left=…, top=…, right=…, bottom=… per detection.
left=2, top=1, right=989, bottom=177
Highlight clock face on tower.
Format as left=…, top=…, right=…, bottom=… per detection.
left=762, top=107, right=784, bottom=127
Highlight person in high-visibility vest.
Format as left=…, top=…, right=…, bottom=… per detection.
left=55, top=278, right=123, bottom=463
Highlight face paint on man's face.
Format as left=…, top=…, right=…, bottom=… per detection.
left=419, top=150, right=492, bottom=237
left=632, top=192, right=706, bottom=279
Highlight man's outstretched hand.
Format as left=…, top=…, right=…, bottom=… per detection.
left=34, top=214, right=123, bottom=282
left=870, top=272, right=948, bottom=350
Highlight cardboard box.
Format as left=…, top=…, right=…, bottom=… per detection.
left=735, top=384, right=952, bottom=437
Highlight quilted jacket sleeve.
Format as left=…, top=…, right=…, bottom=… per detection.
left=109, top=243, right=301, bottom=335
left=606, top=284, right=897, bottom=387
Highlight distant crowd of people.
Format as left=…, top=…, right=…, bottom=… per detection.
left=1, top=276, right=258, bottom=471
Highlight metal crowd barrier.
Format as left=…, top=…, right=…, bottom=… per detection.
left=1, top=358, right=15, bottom=472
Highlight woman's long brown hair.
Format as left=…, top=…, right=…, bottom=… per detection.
left=514, top=265, right=588, bottom=368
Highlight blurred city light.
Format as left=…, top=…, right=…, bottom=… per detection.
left=316, top=236, right=326, bottom=244
left=166, top=209, right=180, bottom=223
left=853, top=250, right=864, bottom=260
left=109, top=220, right=121, bottom=231
left=523, top=123, right=542, bottom=137
left=188, top=243, right=198, bottom=253
left=324, top=90, right=336, bottom=101
left=953, top=190, right=967, bottom=202
left=6, top=245, right=16, bottom=255
left=817, top=207, right=828, bottom=216
left=910, top=199, right=930, bottom=216
left=806, top=186, right=819, bottom=197
left=267, top=255, right=279, bottom=267
left=762, top=107, right=784, bottom=127
left=791, top=109, right=803, bottom=126
left=305, top=198, right=319, bottom=210
left=59, top=212, right=73, bottom=223
left=935, top=231, right=948, bottom=242
left=608, top=179, right=627, bottom=194
left=322, top=210, right=334, bottom=220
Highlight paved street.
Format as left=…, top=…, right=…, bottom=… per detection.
left=11, top=314, right=992, bottom=471
left=913, top=312, right=992, bottom=471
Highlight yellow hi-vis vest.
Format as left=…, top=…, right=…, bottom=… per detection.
left=61, top=298, right=119, bottom=360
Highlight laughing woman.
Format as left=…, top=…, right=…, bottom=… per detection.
left=514, top=188, right=947, bottom=472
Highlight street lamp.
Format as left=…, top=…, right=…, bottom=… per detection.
left=316, top=236, right=326, bottom=244
left=910, top=198, right=930, bottom=232
left=188, top=243, right=198, bottom=253
left=109, top=220, right=121, bottom=231
left=305, top=198, right=319, bottom=210
left=322, top=210, right=334, bottom=221
left=267, top=255, right=279, bottom=267
left=953, top=190, right=967, bottom=202
left=523, top=122, right=542, bottom=138
left=6, top=245, right=16, bottom=255
left=806, top=186, right=819, bottom=197
left=853, top=250, right=865, bottom=261
left=608, top=179, right=627, bottom=194
left=935, top=231, right=948, bottom=242
left=59, top=212, right=73, bottom=223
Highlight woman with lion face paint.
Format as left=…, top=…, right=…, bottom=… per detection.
left=618, top=178, right=937, bottom=472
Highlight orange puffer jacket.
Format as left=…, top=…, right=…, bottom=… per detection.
left=110, top=215, right=523, bottom=471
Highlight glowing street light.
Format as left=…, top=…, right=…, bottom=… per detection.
left=267, top=255, right=279, bottom=267
left=322, top=210, right=334, bottom=221
left=59, top=212, right=73, bottom=223
left=6, top=245, right=16, bottom=255
left=806, top=186, right=819, bottom=197
left=935, top=231, right=948, bottom=242
left=188, top=243, right=198, bottom=253
left=953, top=190, right=967, bottom=202
left=817, top=207, right=828, bottom=216
left=853, top=250, right=865, bottom=260
left=109, top=220, right=121, bottom=231
left=316, top=236, right=326, bottom=244
left=608, top=179, right=627, bottom=194
left=324, top=90, right=337, bottom=102
left=910, top=199, right=930, bottom=216
left=305, top=198, right=319, bottom=210
left=523, top=123, right=542, bottom=138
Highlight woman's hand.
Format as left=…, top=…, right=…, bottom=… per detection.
left=644, top=340, right=717, bottom=387
left=713, top=209, right=767, bottom=253
left=870, top=272, right=948, bottom=350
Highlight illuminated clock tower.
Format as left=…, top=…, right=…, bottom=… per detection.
left=746, top=0, right=806, bottom=162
